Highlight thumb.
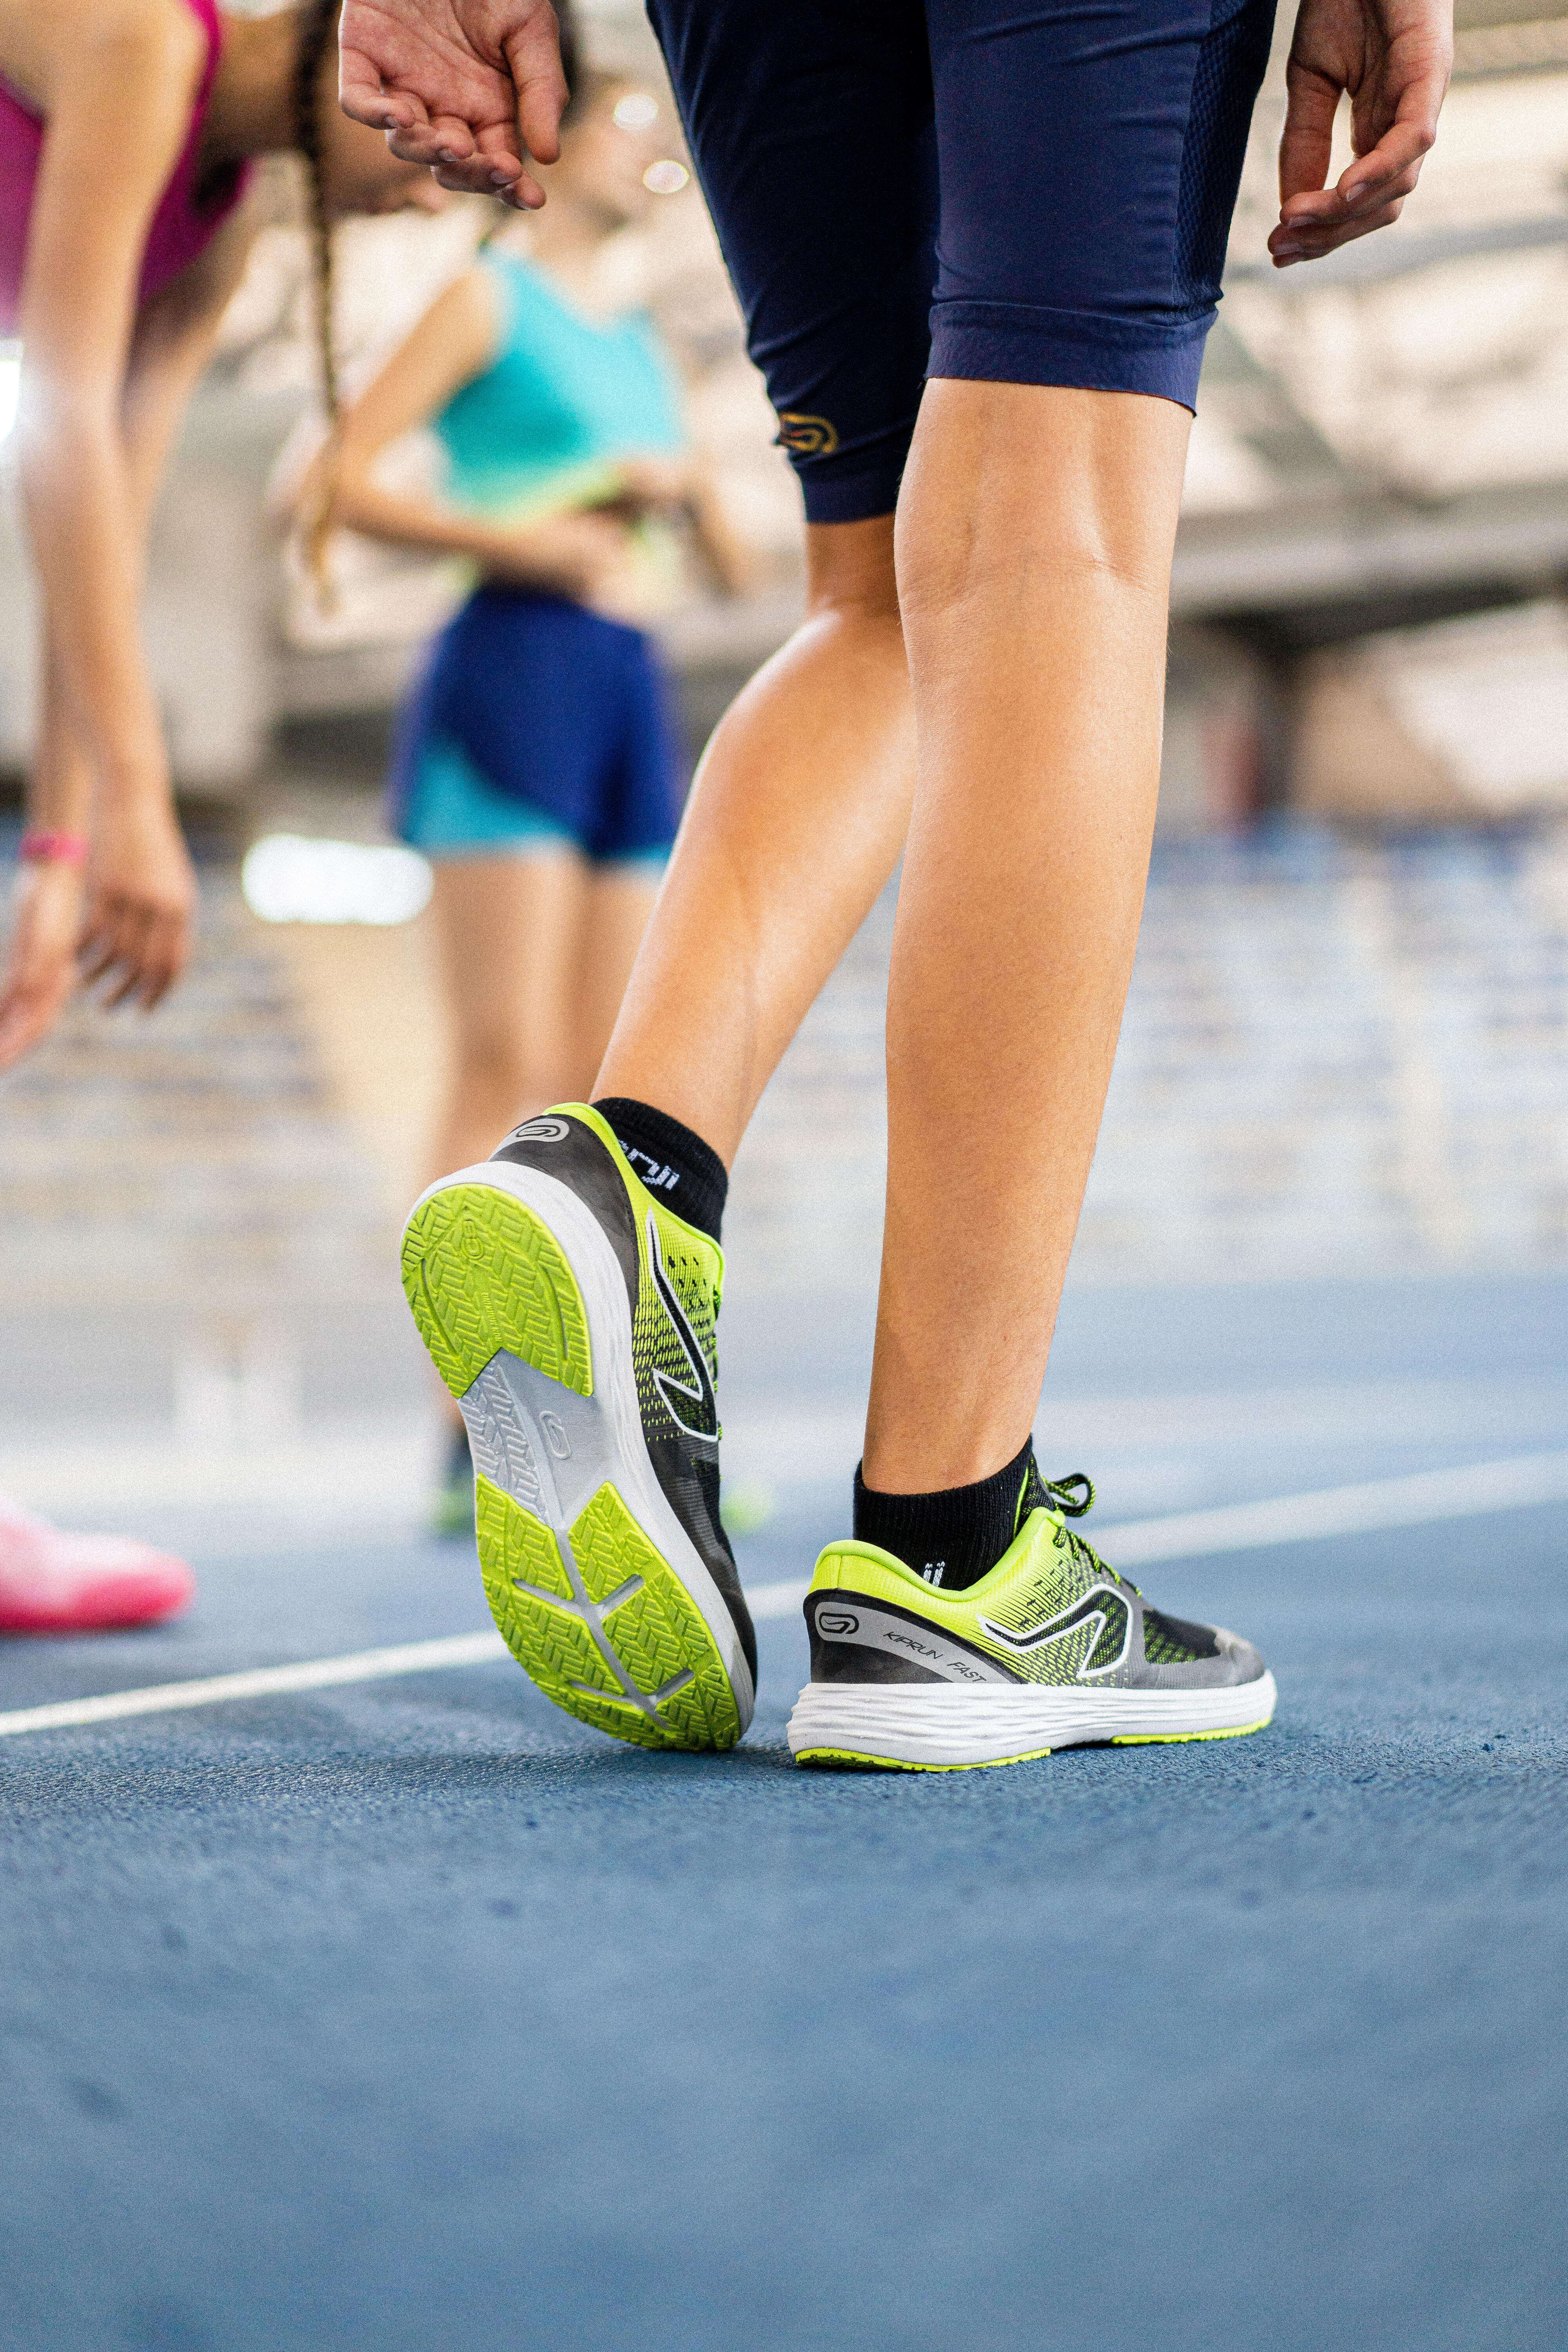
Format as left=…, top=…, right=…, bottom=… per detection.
left=504, top=5, right=569, bottom=167
left=1279, top=58, right=1343, bottom=205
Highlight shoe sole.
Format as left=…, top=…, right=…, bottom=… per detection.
left=787, top=1673, right=1278, bottom=1770
left=401, top=1163, right=753, bottom=1752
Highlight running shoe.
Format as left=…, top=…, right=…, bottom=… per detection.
left=0, top=1499, right=194, bottom=1634
left=400, top=1105, right=755, bottom=1750
left=788, top=1473, right=1275, bottom=1769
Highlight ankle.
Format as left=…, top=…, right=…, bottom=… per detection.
left=592, top=1096, right=728, bottom=1244
left=853, top=1439, right=1046, bottom=1591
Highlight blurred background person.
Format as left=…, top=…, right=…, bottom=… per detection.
left=306, top=34, right=751, bottom=1532
left=0, top=0, right=441, bottom=1629
left=0, top=0, right=444, bottom=1076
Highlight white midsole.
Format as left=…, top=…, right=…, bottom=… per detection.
left=407, top=1161, right=755, bottom=1732
left=786, top=1672, right=1278, bottom=1764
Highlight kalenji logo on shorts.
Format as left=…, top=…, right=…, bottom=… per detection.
left=775, top=412, right=839, bottom=457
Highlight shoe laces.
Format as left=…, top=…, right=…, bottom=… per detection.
left=1041, top=1472, right=1141, bottom=1595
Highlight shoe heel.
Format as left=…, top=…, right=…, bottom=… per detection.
left=401, top=1180, right=593, bottom=1401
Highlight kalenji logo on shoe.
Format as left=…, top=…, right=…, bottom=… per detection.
left=646, top=1215, right=718, bottom=1442
left=506, top=1116, right=571, bottom=1145
left=816, top=1610, right=860, bottom=1637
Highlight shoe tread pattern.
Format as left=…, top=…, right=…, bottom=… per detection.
left=476, top=1477, right=741, bottom=1752
left=401, top=1185, right=591, bottom=1400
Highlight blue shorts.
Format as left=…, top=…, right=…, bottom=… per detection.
left=388, top=587, right=683, bottom=867
left=646, top=0, right=1275, bottom=523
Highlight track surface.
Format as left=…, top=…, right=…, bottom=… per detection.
left=2, top=1273, right=1566, bottom=2352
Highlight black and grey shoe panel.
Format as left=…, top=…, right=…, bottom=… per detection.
left=401, top=1107, right=755, bottom=1751
left=789, top=1481, right=1276, bottom=1768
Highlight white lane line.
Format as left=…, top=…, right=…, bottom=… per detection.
left=0, top=1632, right=510, bottom=1739
left=0, top=1583, right=812, bottom=1740
left=1104, top=1448, right=1568, bottom=1566
left=745, top=1578, right=806, bottom=1621
left=5, top=1453, right=1566, bottom=1745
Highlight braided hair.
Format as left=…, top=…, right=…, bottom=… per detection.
left=291, top=0, right=344, bottom=599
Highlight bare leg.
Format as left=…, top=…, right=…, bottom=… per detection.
left=426, top=851, right=589, bottom=1186
left=595, top=516, right=914, bottom=1159
left=572, top=866, right=662, bottom=1087
left=863, top=382, right=1190, bottom=1491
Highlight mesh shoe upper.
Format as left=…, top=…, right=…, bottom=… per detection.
left=806, top=1476, right=1265, bottom=1694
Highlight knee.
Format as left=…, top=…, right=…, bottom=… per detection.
left=896, top=382, right=1187, bottom=623
left=453, top=1028, right=540, bottom=1108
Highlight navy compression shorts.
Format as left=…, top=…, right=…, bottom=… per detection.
left=646, top=0, right=1276, bottom=523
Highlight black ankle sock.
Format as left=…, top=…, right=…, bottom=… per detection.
left=592, top=1096, right=728, bottom=1244
left=853, top=1439, right=1047, bottom=1590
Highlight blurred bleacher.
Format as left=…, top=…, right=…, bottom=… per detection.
left=4, top=0, right=1568, bottom=1516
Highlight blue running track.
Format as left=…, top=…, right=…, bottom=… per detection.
left=2, top=1271, right=1565, bottom=2352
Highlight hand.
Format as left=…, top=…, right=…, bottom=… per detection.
left=1270, top=0, right=1452, bottom=267
left=78, top=795, right=197, bottom=1014
left=610, top=454, right=697, bottom=514
left=491, top=512, right=643, bottom=615
left=0, top=859, right=85, bottom=1071
left=338, top=0, right=568, bottom=207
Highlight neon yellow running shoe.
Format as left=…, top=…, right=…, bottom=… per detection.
left=788, top=1474, right=1275, bottom=1770
left=400, top=1106, right=755, bottom=1751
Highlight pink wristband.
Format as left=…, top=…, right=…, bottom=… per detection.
left=18, top=829, right=90, bottom=868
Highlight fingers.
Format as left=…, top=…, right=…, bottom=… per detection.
left=1270, top=196, right=1404, bottom=264
left=1338, top=114, right=1437, bottom=211
left=473, top=120, right=533, bottom=193
left=339, top=45, right=419, bottom=134
left=1270, top=119, right=1429, bottom=261
left=387, top=109, right=478, bottom=169
left=134, top=909, right=189, bottom=1010
left=504, top=6, right=569, bottom=170
left=0, top=987, right=59, bottom=1072
left=0, top=936, right=77, bottom=1071
left=428, top=126, right=535, bottom=200
left=1278, top=59, right=1340, bottom=210
left=77, top=894, right=191, bottom=1011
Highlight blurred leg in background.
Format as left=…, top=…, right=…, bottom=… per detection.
left=423, top=845, right=663, bottom=1534
left=428, top=849, right=591, bottom=1183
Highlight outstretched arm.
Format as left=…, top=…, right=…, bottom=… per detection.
left=0, top=8, right=214, bottom=1070
left=1269, top=0, right=1452, bottom=265
left=0, top=207, right=253, bottom=1072
left=338, top=0, right=567, bottom=205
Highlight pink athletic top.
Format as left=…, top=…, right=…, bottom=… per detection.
left=0, top=0, right=252, bottom=332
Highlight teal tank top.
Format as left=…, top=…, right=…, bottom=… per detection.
left=434, top=249, right=685, bottom=520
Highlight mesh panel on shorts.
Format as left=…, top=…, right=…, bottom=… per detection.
left=1173, top=0, right=1276, bottom=313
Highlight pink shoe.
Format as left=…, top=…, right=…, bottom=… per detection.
left=0, top=1499, right=195, bottom=1634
